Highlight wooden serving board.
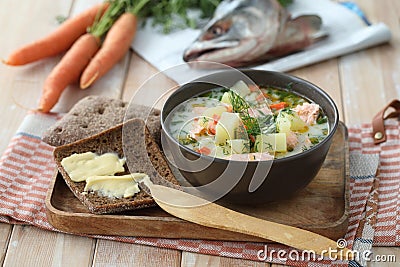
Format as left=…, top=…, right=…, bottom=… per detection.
left=45, top=122, right=349, bottom=242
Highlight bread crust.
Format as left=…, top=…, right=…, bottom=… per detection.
left=43, top=95, right=161, bottom=147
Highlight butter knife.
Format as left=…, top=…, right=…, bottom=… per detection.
left=144, top=182, right=353, bottom=260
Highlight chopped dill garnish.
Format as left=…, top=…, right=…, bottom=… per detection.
left=309, top=137, right=320, bottom=145
left=179, top=135, right=198, bottom=145
left=317, top=113, right=328, bottom=124
left=280, top=108, right=294, bottom=115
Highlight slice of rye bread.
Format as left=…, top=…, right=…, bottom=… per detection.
left=53, top=118, right=179, bottom=214
left=42, top=95, right=161, bottom=147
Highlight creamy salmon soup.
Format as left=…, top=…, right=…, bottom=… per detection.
left=165, top=81, right=329, bottom=160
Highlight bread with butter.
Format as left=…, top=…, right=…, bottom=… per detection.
left=53, top=118, right=179, bottom=214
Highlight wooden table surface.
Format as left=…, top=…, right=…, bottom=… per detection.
left=0, top=0, right=399, bottom=266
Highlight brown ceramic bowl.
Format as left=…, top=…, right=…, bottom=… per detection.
left=161, top=70, right=339, bottom=204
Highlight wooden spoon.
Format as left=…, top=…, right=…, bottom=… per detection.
left=145, top=182, right=353, bottom=261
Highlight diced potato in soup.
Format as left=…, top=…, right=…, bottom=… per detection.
left=221, top=92, right=232, bottom=106
left=255, top=133, right=287, bottom=153
left=277, top=110, right=308, bottom=132
left=228, top=139, right=250, bottom=154
left=215, top=112, right=242, bottom=145
left=230, top=80, right=251, bottom=97
left=276, top=115, right=291, bottom=134
left=166, top=81, right=329, bottom=160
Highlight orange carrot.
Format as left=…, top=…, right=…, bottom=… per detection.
left=38, top=33, right=100, bottom=113
left=80, top=12, right=137, bottom=89
left=269, top=102, right=287, bottom=110
left=3, top=3, right=108, bottom=66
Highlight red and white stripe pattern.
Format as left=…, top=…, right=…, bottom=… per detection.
left=349, top=120, right=400, bottom=246
left=0, top=113, right=399, bottom=266
left=0, top=133, right=55, bottom=229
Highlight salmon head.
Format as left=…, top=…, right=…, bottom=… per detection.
left=183, top=0, right=325, bottom=67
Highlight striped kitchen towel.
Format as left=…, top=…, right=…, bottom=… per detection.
left=0, top=111, right=398, bottom=266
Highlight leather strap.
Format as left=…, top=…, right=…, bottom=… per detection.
left=372, top=99, right=400, bottom=144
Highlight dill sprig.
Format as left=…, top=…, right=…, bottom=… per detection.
left=228, top=91, right=261, bottom=137
left=228, top=91, right=249, bottom=113
left=228, top=90, right=277, bottom=147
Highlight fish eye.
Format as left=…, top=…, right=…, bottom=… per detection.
left=211, top=26, right=223, bottom=36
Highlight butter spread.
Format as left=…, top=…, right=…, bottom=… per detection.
left=84, top=173, right=148, bottom=198
left=61, top=152, right=126, bottom=182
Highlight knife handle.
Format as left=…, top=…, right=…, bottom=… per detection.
left=151, top=184, right=353, bottom=260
